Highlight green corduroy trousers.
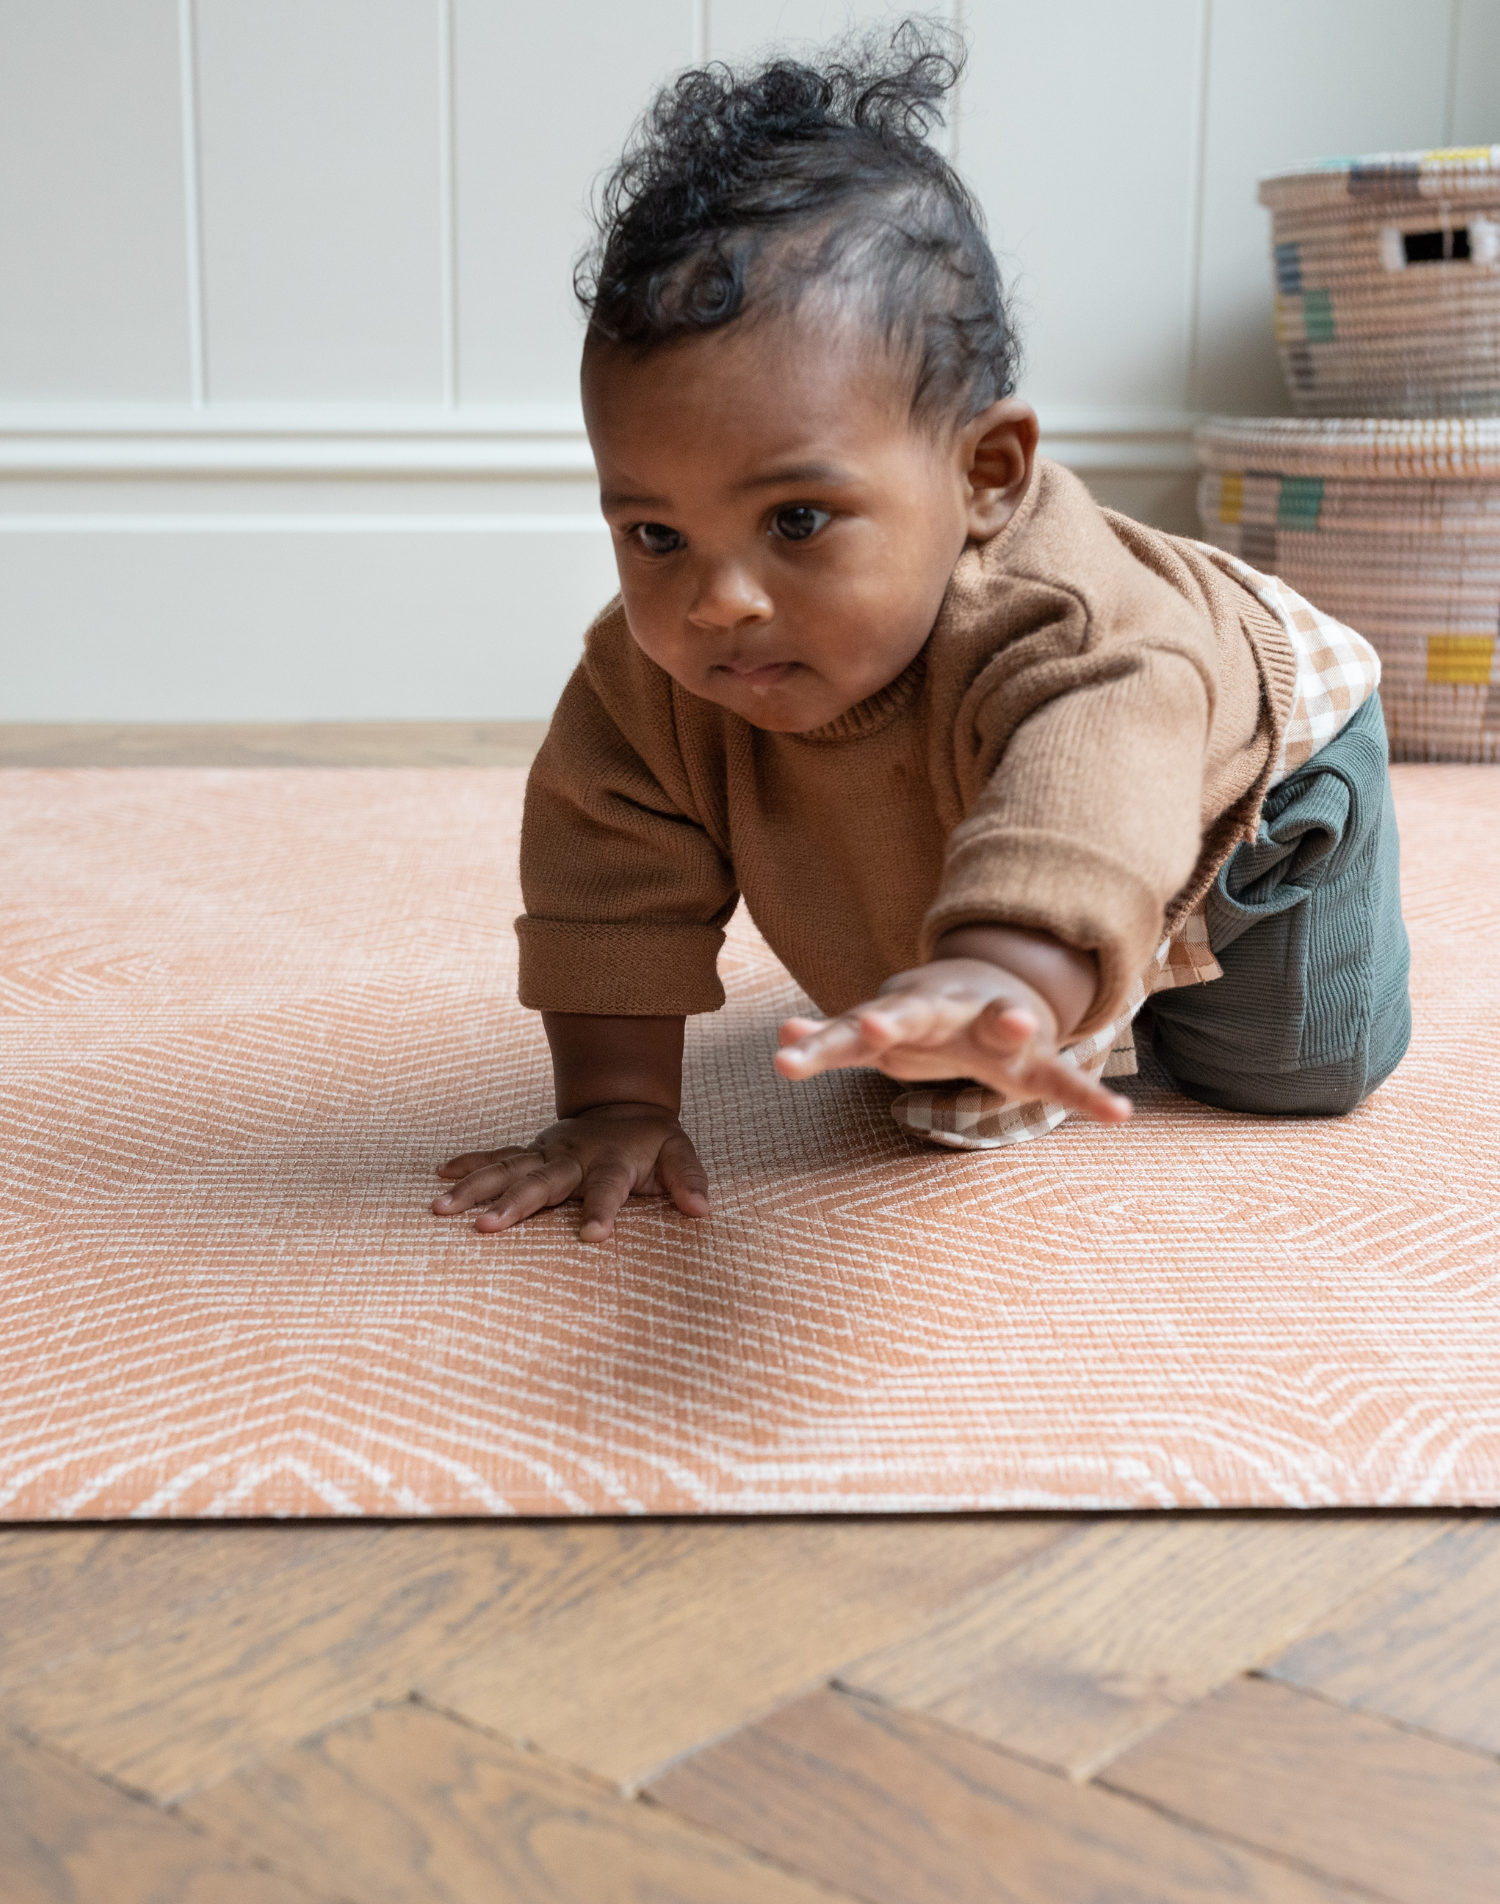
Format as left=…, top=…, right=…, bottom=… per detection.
left=1144, top=691, right=1412, bottom=1116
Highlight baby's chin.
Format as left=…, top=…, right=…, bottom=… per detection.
left=694, top=664, right=860, bottom=733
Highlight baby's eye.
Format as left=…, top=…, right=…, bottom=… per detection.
left=770, top=504, right=831, bottom=543
left=633, top=522, right=684, bottom=556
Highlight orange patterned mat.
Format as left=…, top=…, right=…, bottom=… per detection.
left=2, top=766, right=1497, bottom=1519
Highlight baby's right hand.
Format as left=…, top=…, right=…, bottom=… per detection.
left=432, top=1101, right=709, bottom=1244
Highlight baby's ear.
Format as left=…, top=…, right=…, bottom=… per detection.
left=963, top=399, right=1038, bottom=540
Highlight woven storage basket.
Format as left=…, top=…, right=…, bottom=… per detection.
left=1262, top=146, right=1500, bottom=416
left=1196, top=415, right=1500, bottom=762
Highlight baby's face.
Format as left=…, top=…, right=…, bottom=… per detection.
left=583, top=308, right=1030, bottom=733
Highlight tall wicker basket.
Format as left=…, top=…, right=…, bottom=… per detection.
left=1196, top=415, right=1500, bottom=763
left=1262, top=146, right=1500, bottom=417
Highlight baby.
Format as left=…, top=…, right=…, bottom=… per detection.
left=435, top=27, right=1410, bottom=1241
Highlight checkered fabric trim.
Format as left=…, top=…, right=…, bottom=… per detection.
left=1151, top=905, right=1221, bottom=992
left=1190, top=543, right=1382, bottom=785
left=890, top=1087, right=1072, bottom=1149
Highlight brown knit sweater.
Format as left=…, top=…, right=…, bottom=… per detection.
left=517, top=460, right=1298, bottom=1040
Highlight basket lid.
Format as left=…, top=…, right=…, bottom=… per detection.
left=1195, top=414, right=1500, bottom=479
left=1259, top=145, right=1500, bottom=213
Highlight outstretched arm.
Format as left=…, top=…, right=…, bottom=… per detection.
left=774, top=924, right=1131, bottom=1125
left=434, top=1013, right=710, bottom=1242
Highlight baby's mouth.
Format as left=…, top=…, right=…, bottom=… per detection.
left=713, top=660, right=800, bottom=689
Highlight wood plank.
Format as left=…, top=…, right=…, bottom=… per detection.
left=415, top=1515, right=1072, bottom=1788
left=0, top=1725, right=316, bottom=1904
left=4, top=1520, right=701, bottom=1802
left=0, top=721, right=548, bottom=768
left=0, top=1522, right=401, bottom=1691
left=1262, top=1516, right=1500, bottom=1755
left=840, top=1513, right=1452, bottom=1777
left=646, top=1687, right=1364, bottom=1904
left=1103, top=1675, right=1500, bottom=1904
left=184, top=1698, right=849, bottom=1904
left=6, top=1518, right=1064, bottom=1804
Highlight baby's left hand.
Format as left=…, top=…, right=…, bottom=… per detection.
left=773, top=956, right=1131, bottom=1125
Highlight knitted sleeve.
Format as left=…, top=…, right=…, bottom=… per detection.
left=920, top=598, right=1217, bottom=1039
left=516, top=654, right=738, bottom=1016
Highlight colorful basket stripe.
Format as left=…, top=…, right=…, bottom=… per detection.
left=1197, top=416, right=1500, bottom=764
left=1260, top=147, right=1500, bottom=417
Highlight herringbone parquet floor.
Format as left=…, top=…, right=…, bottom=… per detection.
left=5, top=1512, right=1500, bottom=1902
left=4, top=725, right=1498, bottom=1904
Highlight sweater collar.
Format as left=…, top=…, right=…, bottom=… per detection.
left=791, top=649, right=928, bottom=744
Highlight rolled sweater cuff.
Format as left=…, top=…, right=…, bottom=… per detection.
left=920, top=829, right=1166, bottom=1038
left=515, top=917, right=726, bottom=1016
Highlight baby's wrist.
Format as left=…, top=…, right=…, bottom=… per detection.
left=544, top=1011, right=686, bottom=1122
left=930, top=924, right=1097, bottom=1041
left=920, top=954, right=1060, bottom=1036
left=556, top=1095, right=680, bottom=1123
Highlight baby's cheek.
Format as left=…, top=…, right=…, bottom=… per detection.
left=622, top=608, right=696, bottom=686
left=803, top=604, right=927, bottom=691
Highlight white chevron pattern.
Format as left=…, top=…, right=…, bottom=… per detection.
left=0, top=765, right=1496, bottom=1519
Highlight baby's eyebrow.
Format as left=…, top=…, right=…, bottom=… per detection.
left=733, top=461, right=854, bottom=493
left=601, top=462, right=855, bottom=512
left=599, top=488, right=668, bottom=511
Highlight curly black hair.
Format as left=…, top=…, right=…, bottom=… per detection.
left=576, top=18, right=1020, bottom=426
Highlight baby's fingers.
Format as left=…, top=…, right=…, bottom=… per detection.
left=854, top=992, right=977, bottom=1053
left=970, top=1005, right=1130, bottom=1125
left=578, top=1134, right=710, bottom=1243
left=432, top=1153, right=536, bottom=1215
left=437, top=1147, right=510, bottom=1179
left=472, top=1155, right=586, bottom=1233
left=576, top=1156, right=638, bottom=1245
left=970, top=1003, right=1041, bottom=1058
left=1021, top=1052, right=1132, bottom=1125
left=775, top=993, right=965, bottom=1079
left=774, top=1014, right=875, bottom=1079
left=658, top=1131, right=711, bottom=1222
left=433, top=1152, right=582, bottom=1229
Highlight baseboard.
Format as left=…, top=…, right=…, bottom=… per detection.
left=0, top=402, right=1204, bottom=479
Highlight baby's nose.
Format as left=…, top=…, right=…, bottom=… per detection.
left=688, top=559, right=773, bottom=628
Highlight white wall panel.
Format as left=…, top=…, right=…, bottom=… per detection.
left=195, top=0, right=445, bottom=400
left=1086, top=471, right=1200, bottom=538
left=705, top=1, right=929, bottom=61
left=1452, top=0, right=1500, bottom=144
left=453, top=0, right=691, bottom=405
left=0, top=523, right=616, bottom=720
left=962, top=0, right=1204, bottom=415
left=0, top=0, right=191, bottom=400
left=3, top=0, right=1490, bottom=721
left=1194, top=0, right=1453, bottom=416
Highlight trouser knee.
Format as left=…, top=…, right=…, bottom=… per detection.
left=1150, top=991, right=1411, bottom=1119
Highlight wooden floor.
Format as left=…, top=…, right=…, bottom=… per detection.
left=5, top=1513, right=1500, bottom=1903
left=0, top=720, right=551, bottom=770
left=5, top=725, right=1499, bottom=1903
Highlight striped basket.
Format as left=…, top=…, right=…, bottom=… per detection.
left=1262, top=146, right=1500, bottom=416
left=1196, top=415, right=1500, bottom=763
